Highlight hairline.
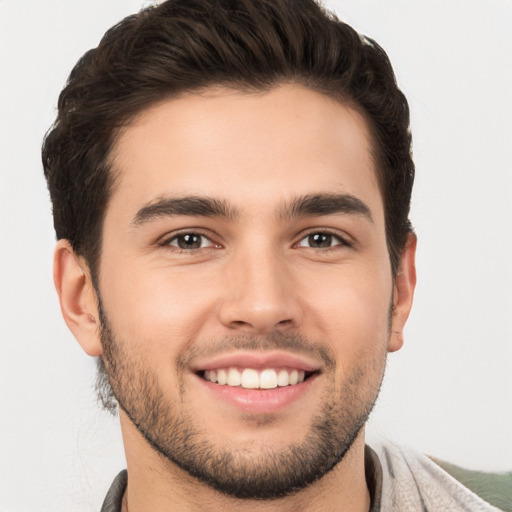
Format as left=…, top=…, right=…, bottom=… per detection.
left=88, top=80, right=400, bottom=286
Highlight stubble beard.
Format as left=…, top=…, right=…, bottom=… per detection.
left=96, top=307, right=389, bottom=500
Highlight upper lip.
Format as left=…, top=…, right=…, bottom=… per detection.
left=191, top=350, right=322, bottom=373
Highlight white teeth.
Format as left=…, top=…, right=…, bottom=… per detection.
left=203, top=367, right=310, bottom=388
left=277, top=369, right=290, bottom=386
left=227, top=367, right=242, bottom=386
left=217, top=369, right=227, bottom=385
left=241, top=368, right=259, bottom=389
left=259, top=369, right=278, bottom=389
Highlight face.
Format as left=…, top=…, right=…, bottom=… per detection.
left=83, top=85, right=411, bottom=498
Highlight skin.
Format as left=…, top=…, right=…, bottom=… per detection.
left=54, top=84, right=416, bottom=511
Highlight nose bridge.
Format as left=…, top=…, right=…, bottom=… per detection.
left=218, top=238, right=300, bottom=332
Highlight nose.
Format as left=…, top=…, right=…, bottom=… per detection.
left=217, top=246, right=302, bottom=333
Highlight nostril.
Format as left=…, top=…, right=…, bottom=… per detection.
left=218, top=289, right=301, bottom=333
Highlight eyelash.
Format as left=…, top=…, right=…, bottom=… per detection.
left=159, top=231, right=219, bottom=252
left=158, top=229, right=352, bottom=252
left=296, top=229, right=352, bottom=250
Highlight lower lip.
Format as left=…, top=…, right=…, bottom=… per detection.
left=195, top=374, right=318, bottom=414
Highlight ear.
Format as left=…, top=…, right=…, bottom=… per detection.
left=53, top=239, right=103, bottom=356
left=388, top=232, right=417, bottom=353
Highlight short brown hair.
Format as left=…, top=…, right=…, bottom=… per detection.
left=42, top=0, right=414, bottom=279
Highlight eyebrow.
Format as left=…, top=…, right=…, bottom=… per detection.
left=280, top=193, right=373, bottom=223
left=132, top=192, right=373, bottom=226
left=133, top=196, right=240, bottom=225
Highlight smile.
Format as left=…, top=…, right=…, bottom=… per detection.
left=202, top=367, right=311, bottom=389
left=192, top=351, right=322, bottom=412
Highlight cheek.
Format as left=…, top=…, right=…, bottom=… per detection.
left=99, top=262, right=217, bottom=358
left=303, top=264, right=392, bottom=353
left=309, top=279, right=391, bottom=396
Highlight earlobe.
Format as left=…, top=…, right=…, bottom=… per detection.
left=53, top=240, right=103, bottom=357
left=388, top=233, right=417, bottom=353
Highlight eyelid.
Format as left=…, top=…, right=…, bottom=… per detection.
left=295, top=228, right=353, bottom=249
left=158, top=229, right=221, bottom=249
left=155, top=227, right=353, bottom=251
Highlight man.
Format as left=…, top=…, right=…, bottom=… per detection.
left=42, top=0, right=506, bottom=510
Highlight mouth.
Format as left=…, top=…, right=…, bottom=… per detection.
left=199, top=366, right=317, bottom=389
left=191, top=351, right=322, bottom=413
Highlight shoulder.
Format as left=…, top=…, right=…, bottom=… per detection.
left=430, top=456, right=512, bottom=512
left=100, top=470, right=127, bottom=512
left=370, top=441, right=509, bottom=511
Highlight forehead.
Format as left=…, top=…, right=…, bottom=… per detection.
left=107, top=84, right=382, bottom=225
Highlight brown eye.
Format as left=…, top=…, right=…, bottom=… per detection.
left=167, top=233, right=215, bottom=250
left=308, top=233, right=333, bottom=248
left=297, top=232, right=347, bottom=249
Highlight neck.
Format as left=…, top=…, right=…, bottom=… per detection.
left=120, top=413, right=370, bottom=512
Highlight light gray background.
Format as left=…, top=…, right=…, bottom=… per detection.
left=1, top=1, right=511, bottom=510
